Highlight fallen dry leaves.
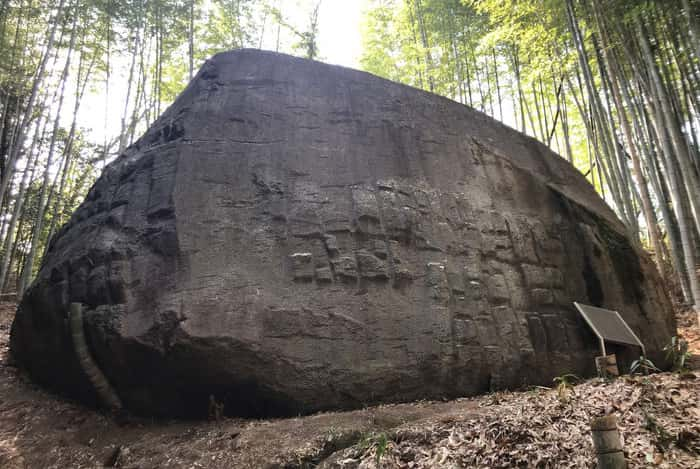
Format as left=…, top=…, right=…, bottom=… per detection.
left=325, top=305, right=700, bottom=469
left=0, top=301, right=698, bottom=468
left=326, top=373, right=699, bottom=468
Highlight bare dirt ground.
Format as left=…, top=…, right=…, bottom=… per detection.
left=0, top=301, right=698, bottom=468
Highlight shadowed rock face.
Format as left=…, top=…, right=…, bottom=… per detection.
left=11, top=50, right=675, bottom=417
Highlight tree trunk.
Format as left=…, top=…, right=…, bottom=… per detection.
left=189, top=0, right=195, bottom=80
left=0, top=0, right=66, bottom=215
left=463, top=42, right=473, bottom=106
left=632, top=81, right=693, bottom=300
left=681, top=0, right=700, bottom=62
left=484, top=54, right=494, bottom=116
left=647, top=87, right=700, bottom=314
left=539, top=76, right=551, bottom=145
left=565, top=0, right=634, bottom=230
left=592, top=32, right=638, bottom=236
left=0, top=116, right=43, bottom=291
left=103, top=3, right=111, bottom=162
left=413, top=0, right=434, bottom=92
left=593, top=2, right=660, bottom=263
left=532, top=80, right=545, bottom=141
left=561, top=87, right=573, bottom=163
left=43, top=49, right=96, bottom=257
left=492, top=48, right=502, bottom=120
left=18, top=2, right=78, bottom=296
left=407, top=0, right=425, bottom=90
left=637, top=17, right=700, bottom=243
left=511, top=46, right=526, bottom=133
left=119, top=15, right=140, bottom=154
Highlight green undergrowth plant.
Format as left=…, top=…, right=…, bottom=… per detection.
left=663, top=336, right=691, bottom=372
left=553, top=374, right=579, bottom=401
left=630, top=356, right=660, bottom=375
left=358, top=431, right=391, bottom=467
left=643, top=412, right=674, bottom=450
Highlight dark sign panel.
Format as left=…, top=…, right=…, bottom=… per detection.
left=574, top=302, right=645, bottom=356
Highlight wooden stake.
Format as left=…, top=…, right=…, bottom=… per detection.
left=590, top=415, right=626, bottom=468
left=595, top=354, right=619, bottom=378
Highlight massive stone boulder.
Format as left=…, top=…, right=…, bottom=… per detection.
left=11, top=50, right=675, bottom=417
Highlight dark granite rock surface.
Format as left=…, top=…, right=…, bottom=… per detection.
left=10, top=50, right=675, bottom=417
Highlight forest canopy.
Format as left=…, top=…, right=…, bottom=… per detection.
left=1, top=0, right=699, bottom=316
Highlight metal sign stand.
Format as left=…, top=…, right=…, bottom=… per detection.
left=574, top=302, right=646, bottom=378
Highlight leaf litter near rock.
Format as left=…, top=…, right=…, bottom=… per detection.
left=0, top=301, right=698, bottom=468
left=331, top=373, right=699, bottom=469
left=312, top=308, right=700, bottom=469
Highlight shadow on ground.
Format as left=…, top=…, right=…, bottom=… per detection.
left=0, top=302, right=698, bottom=468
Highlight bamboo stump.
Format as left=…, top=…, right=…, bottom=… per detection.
left=590, top=415, right=626, bottom=468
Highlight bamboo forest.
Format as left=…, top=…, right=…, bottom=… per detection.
left=2, top=0, right=700, bottom=312
left=1, top=1, right=700, bottom=468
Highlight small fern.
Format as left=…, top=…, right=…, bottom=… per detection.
left=630, top=356, right=659, bottom=375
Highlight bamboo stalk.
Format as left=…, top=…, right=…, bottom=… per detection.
left=69, top=303, right=122, bottom=412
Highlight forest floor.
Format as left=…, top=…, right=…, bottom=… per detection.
left=0, top=302, right=698, bottom=469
